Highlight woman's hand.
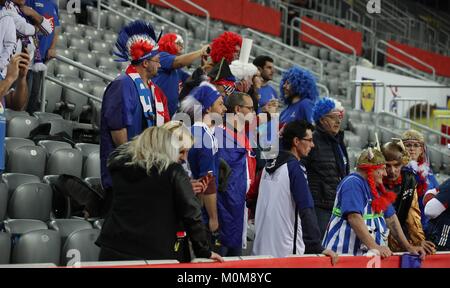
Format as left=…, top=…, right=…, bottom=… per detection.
left=322, top=249, right=339, bottom=266
left=420, top=240, right=436, bottom=255
left=210, top=251, right=224, bottom=262
left=191, top=180, right=206, bottom=194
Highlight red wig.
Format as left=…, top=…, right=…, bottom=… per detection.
left=359, top=164, right=397, bottom=213
left=130, top=40, right=155, bottom=61
left=210, top=32, right=242, bottom=64
left=158, top=33, right=181, bottom=55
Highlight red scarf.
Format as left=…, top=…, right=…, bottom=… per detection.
left=359, top=164, right=397, bottom=213
left=383, top=175, right=402, bottom=190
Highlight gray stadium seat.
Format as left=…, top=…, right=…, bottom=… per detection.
left=107, top=14, right=124, bottom=32
left=87, top=6, right=107, bottom=27
left=83, top=151, right=100, bottom=178
left=69, top=37, right=90, bottom=52
left=43, top=80, right=63, bottom=113
left=11, top=229, right=60, bottom=265
left=56, top=48, right=75, bottom=60
left=64, top=25, right=85, bottom=38
left=61, top=229, right=100, bottom=266
left=428, top=146, right=443, bottom=171
left=48, top=219, right=92, bottom=245
left=90, top=40, right=112, bottom=54
left=2, top=173, right=41, bottom=199
left=6, top=116, right=39, bottom=138
left=4, top=137, right=35, bottom=165
left=60, top=12, right=76, bottom=25
left=350, top=123, right=369, bottom=149
left=46, top=148, right=83, bottom=178
left=0, top=183, right=7, bottom=221
left=80, top=70, right=105, bottom=82
left=173, top=13, right=187, bottom=28
left=3, top=219, right=48, bottom=235
left=56, top=62, right=79, bottom=78
left=6, top=146, right=46, bottom=178
left=55, top=34, right=67, bottom=49
left=319, top=48, right=329, bottom=60
left=97, top=55, right=118, bottom=70
left=84, top=28, right=104, bottom=41
left=8, top=183, right=53, bottom=221
left=75, top=51, right=98, bottom=68
left=5, top=109, right=29, bottom=122
left=75, top=143, right=100, bottom=160
left=46, top=59, right=57, bottom=76
left=102, top=31, right=117, bottom=43
left=360, top=112, right=372, bottom=124
left=33, top=112, right=64, bottom=124
left=39, top=140, right=72, bottom=156
left=0, top=232, right=11, bottom=264
left=62, top=81, right=89, bottom=120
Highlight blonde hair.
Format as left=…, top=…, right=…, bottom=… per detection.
left=124, top=126, right=179, bottom=174
left=162, top=120, right=194, bottom=151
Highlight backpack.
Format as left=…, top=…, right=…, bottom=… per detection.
left=51, top=174, right=105, bottom=219
left=427, top=209, right=450, bottom=251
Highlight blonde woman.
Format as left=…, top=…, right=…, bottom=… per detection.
left=96, top=126, right=223, bottom=262
left=163, top=121, right=210, bottom=194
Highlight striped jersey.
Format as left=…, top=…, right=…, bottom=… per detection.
left=322, top=173, right=396, bottom=255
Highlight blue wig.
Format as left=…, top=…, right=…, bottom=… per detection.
left=313, top=97, right=336, bottom=123
left=280, top=66, right=319, bottom=105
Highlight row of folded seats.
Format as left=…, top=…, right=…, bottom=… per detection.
left=0, top=177, right=104, bottom=265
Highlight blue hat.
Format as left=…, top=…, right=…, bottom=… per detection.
left=114, top=20, right=161, bottom=64
left=312, top=97, right=344, bottom=123
left=191, top=82, right=221, bottom=113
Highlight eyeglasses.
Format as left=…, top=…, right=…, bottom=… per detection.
left=238, top=105, right=254, bottom=111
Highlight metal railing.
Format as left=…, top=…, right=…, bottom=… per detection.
left=290, top=17, right=357, bottom=65
left=374, top=40, right=436, bottom=80
left=242, top=28, right=324, bottom=80
left=374, top=111, right=450, bottom=160
left=158, top=0, right=210, bottom=42
left=384, top=63, right=430, bottom=81
left=41, top=55, right=113, bottom=112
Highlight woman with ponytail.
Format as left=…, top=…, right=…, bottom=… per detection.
left=323, top=148, right=426, bottom=258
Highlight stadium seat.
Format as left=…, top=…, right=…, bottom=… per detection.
left=46, top=148, right=83, bottom=178
left=6, top=116, right=38, bottom=138
left=92, top=219, right=104, bottom=230
left=0, top=183, right=7, bottom=221
left=90, top=40, right=113, bottom=54
left=2, top=173, right=41, bottom=199
left=84, top=27, right=104, bottom=41
left=6, top=146, right=46, bottom=178
left=75, top=51, right=98, bottom=68
left=64, top=25, right=85, bottom=38
left=62, top=80, right=89, bottom=120
left=33, top=112, right=64, bottom=124
left=8, top=183, right=53, bottom=222
left=55, top=34, right=68, bottom=49
left=43, top=80, right=63, bottom=113
left=81, top=70, right=106, bottom=82
left=11, top=229, right=60, bottom=265
left=5, top=109, right=29, bottom=123
left=61, top=229, right=101, bottom=266
left=38, top=140, right=73, bottom=156
left=75, top=143, right=99, bottom=159
left=83, top=151, right=100, bottom=178
left=55, top=48, right=75, bottom=60
left=87, top=6, right=107, bottom=27
left=3, top=219, right=48, bottom=235
left=4, top=137, right=35, bottom=164
left=107, top=14, right=124, bottom=32
left=56, top=62, right=79, bottom=78
left=69, top=37, right=90, bottom=52
left=97, top=55, right=118, bottom=70
left=0, top=232, right=11, bottom=264
left=48, top=219, right=92, bottom=245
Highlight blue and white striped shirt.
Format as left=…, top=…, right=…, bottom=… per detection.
left=322, top=173, right=396, bottom=255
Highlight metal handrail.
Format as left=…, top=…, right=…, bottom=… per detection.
left=290, top=17, right=357, bottom=64
left=385, top=63, right=430, bottom=81
left=242, top=28, right=324, bottom=80
left=374, top=112, right=450, bottom=160
left=375, top=40, right=436, bottom=80
left=46, top=76, right=102, bottom=103
left=55, top=55, right=115, bottom=82
left=279, top=3, right=289, bottom=43
left=121, top=0, right=190, bottom=49
left=392, top=98, right=430, bottom=125
left=176, top=0, right=209, bottom=42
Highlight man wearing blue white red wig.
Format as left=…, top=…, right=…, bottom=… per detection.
left=100, top=20, right=170, bottom=205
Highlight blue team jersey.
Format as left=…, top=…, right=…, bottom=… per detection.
left=420, top=172, right=440, bottom=232
left=152, top=51, right=190, bottom=117
left=280, top=98, right=315, bottom=124
left=26, top=0, right=59, bottom=61
left=322, top=173, right=396, bottom=255
left=258, top=85, right=278, bottom=108
left=100, top=74, right=145, bottom=189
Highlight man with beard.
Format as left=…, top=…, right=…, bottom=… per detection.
left=253, top=55, right=278, bottom=111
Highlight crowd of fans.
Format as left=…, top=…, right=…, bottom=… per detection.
left=1, top=3, right=450, bottom=265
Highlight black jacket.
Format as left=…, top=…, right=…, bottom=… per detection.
left=96, top=145, right=212, bottom=260
left=302, top=125, right=349, bottom=210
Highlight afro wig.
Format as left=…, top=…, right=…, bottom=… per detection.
left=158, top=33, right=183, bottom=55
left=210, top=32, right=242, bottom=64
left=312, top=97, right=344, bottom=123
left=280, top=66, right=319, bottom=105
